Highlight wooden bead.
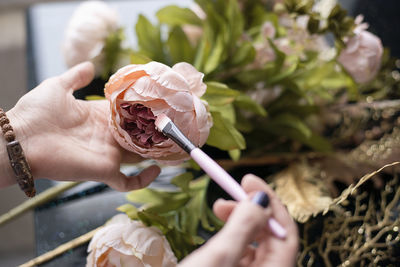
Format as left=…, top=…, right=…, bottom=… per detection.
left=7, top=140, right=35, bottom=198
left=4, top=131, right=15, bottom=142
left=0, top=116, right=10, bottom=127
left=2, top=123, right=13, bottom=134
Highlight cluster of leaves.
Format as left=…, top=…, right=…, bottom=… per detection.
left=124, top=0, right=361, bottom=157
left=283, top=0, right=355, bottom=42
left=117, top=173, right=223, bottom=260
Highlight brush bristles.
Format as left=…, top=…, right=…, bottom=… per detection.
left=155, top=114, right=172, bottom=132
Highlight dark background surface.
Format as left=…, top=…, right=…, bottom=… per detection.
left=26, top=0, right=400, bottom=266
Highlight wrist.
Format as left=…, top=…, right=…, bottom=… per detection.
left=0, top=122, right=14, bottom=188
left=0, top=107, right=34, bottom=189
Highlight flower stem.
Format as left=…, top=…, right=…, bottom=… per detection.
left=19, top=226, right=101, bottom=267
left=0, top=181, right=82, bottom=226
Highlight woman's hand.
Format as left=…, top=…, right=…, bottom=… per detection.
left=179, top=174, right=298, bottom=267
left=2, top=62, right=160, bottom=191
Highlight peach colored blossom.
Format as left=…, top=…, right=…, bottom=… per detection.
left=87, top=214, right=177, bottom=267
left=182, top=25, right=203, bottom=46
left=105, top=62, right=212, bottom=164
left=62, top=0, right=119, bottom=75
left=338, top=16, right=383, bottom=84
left=181, top=3, right=206, bottom=46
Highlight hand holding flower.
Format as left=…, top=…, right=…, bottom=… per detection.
left=1, top=62, right=160, bottom=191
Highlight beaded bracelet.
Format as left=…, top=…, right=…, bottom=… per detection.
left=0, top=108, right=36, bottom=197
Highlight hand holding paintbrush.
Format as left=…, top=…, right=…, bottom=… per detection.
left=155, top=114, right=287, bottom=239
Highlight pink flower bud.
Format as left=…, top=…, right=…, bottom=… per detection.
left=105, top=62, right=212, bottom=164
left=338, top=17, right=383, bottom=84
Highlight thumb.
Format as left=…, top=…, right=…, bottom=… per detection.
left=58, top=62, right=95, bottom=93
left=206, top=193, right=271, bottom=265
left=106, top=165, right=161, bottom=192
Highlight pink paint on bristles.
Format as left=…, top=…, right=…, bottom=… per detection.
left=154, top=113, right=171, bottom=131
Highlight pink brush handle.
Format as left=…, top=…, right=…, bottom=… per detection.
left=190, top=148, right=287, bottom=239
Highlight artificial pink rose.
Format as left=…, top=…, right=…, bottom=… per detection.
left=86, top=214, right=177, bottom=267
left=338, top=16, right=383, bottom=84
left=105, top=61, right=212, bottom=163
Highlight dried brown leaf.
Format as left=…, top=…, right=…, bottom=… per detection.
left=272, top=162, right=332, bottom=223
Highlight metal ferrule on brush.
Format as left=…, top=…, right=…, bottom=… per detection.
left=162, top=122, right=196, bottom=153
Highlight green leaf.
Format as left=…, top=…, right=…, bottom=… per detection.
left=207, top=111, right=246, bottom=150
left=188, top=159, right=201, bottom=171
left=202, top=82, right=240, bottom=106
left=225, top=0, right=244, bottom=45
left=137, top=211, right=170, bottom=232
left=230, top=41, right=256, bottom=67
left=208, top=103, right=236, bottom=124
left=171, top=172, right=194, bottom=193
left=85, top=95, right=105, bottom=100
left=268, top=38, right=286, bottom=73
left=228, top=149, right=241, bottom=161
left=126, top=188, right=190, bottom=213
left=204, top=35, right=225, bottom=74
left=236, top=68, right=270, bottom=85
left=266, top=56, right=299, bottom=85
left=303, top=133, right=332, bottom=152
left=102, top=28, right=125, bottom=78
left=135, top=15, right=164, bottom=62
left=307, top=14, right=320, bottom=33
left=193, top=34, right=211, bottom=71
left=270, top=113, right=312, bottom=139
left=167, top=26, right=195, bottom=64
left=156, top=5, right=203, bottom=26
left=117, top=203, right=138, bottom=219
left=130, top=52, right=152, bottom=64
left=234, top=94, right=267, bottom=117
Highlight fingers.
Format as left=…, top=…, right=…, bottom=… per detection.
left=206, top=197, right=271, bottom=266
left=242, top=174, right=299, bottom=258
left=213, top=199, right=236, bottom=221
left=241, top=174, right=294, bottom=229
left=58, top=62, right=95, bottom=93
left=106, top=165, right=161, bottom=192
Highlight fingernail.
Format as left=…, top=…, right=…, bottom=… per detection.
left=251, top=191, right=269, bottom=208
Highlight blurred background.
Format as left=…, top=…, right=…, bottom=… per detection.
left=0, top=1, right=76, bottom=266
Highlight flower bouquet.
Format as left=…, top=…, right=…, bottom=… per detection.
left=41, top=0, right=400, bottom=266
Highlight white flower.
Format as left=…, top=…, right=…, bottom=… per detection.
left=87, top=214, right=177, bottom=267
left=313, top=0, right=337, bottom=19
left=338, top=15, right=383, bottom=84
left=62, top=0, right=119, bottom=75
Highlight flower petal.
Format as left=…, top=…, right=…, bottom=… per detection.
left=172, top=62, right=206, bottom=97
